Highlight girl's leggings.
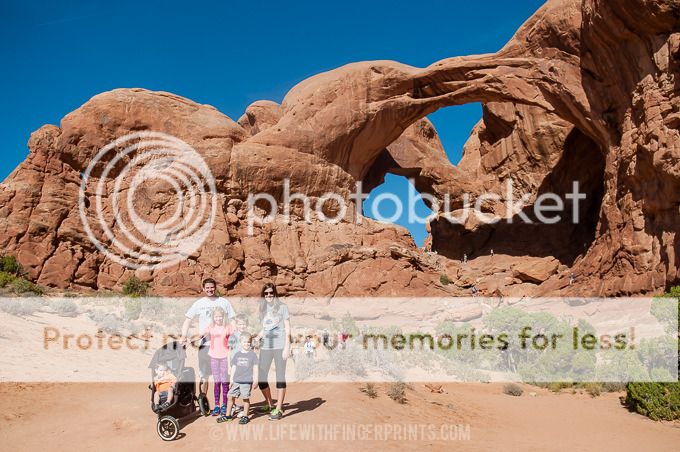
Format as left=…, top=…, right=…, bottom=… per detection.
left=210, top=357, right=229, bottom=405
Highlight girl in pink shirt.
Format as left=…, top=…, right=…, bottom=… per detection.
left=201, top=307, right=232, bottom=415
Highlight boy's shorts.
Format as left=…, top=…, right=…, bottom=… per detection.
left=228, top=383, right=252, bottom=399
left=158, top=391, right=169, bottom=404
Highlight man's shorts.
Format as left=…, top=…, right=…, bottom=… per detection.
left=198, top=341, right=211, bottom=378
left=228, top=383, right=253, bottom=400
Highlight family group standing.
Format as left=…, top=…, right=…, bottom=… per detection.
left=178, top=279, right=290, bottom=424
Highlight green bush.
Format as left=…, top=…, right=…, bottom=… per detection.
left=0, top=271, right=16, bottom=287
left=624, top=286, right=680, bottom=421
left=10, top=278, right=44, bottom=295
left=440, top=275, right=451, bottom=285
left=122, top=276, right=150, bottom=297
left=625, top=382, right=680, bottom=420
left=0, top=255, right=23, bottom=275
left=503, top=383, right=523, bottom=396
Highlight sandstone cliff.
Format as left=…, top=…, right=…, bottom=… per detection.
left=1, top=0, right=678, bottom=296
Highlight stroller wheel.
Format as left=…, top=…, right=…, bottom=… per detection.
left=198, top=393, right=210, bottom=416
left=157, top=415, right=179, bottom=441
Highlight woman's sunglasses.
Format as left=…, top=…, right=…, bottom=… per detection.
left=264, top=291, right=275, bottom=296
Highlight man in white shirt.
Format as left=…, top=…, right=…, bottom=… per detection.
left=180, top=278, right=236, bottom=398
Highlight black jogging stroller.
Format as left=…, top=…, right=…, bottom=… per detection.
left=148, top=341, right=210, bottom=441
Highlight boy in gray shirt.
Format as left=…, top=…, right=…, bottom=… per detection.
left=218, top=333, right=258, bottom=425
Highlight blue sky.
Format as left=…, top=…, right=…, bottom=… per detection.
left=1, top=0, right=545, bottom=245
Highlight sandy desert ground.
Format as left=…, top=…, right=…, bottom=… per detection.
left=0, top=306, right=678, bottom=451
left=1, top=381, right=679, bottom=451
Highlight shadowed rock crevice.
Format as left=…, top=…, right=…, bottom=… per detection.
left=429, top=126, right=605, bottom=265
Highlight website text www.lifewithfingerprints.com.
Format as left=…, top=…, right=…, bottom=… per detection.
left=205, top=423, right=471, bottom=443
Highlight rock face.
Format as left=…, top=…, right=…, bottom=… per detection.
left=0, top=0, right=679, bottom=296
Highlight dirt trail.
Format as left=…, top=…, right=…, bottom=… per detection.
left=1, top=381, right=678, bottom=451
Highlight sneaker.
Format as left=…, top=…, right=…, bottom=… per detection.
left=211, top=406, right=221, bottom=416
left=220, top=404, right=227, bottom=416
left=231, top=405, right=242, bottom=416
left=239, top=415, right=250, bottom=425
left=268, top=408, right=283, bottom=420
left=217, top=415, right=234, bottom=423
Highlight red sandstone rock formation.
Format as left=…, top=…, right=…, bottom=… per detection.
left=0, top=0, right=678, bottom=296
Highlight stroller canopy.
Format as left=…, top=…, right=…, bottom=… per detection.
left=149, top=341, right=186, bottom=376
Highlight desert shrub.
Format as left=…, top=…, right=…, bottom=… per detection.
left=327, top=345, right=367, bottom=377
left=0, top=271, right=16, bottom=287
left=387, top=382, right=407, bottom=404
left=0, top=255, right=23, bottom=275
left=625, top=382, right=680, bottom=421
left=52, top=299, right=78, bottom=317
left=87, top=309, right=107, bottom=323
left=124, top=299, right=142, bottom=321
left=0, top=298, right=41, bottom=316
left=360, top=383, right=378, bottom=399
left=161, top=300, right=191, bottom=327
left=97, top=314, right=123, bottom=334
left=140, top=297, right=166, bottom=319
left=623, top=287, right=680, bottom=421
left=546, top=382, right=572, bottom=392
left=330, top=312, right=359, bottom=337
left=122, top=276, right=150, bottom=297
left=584, top=382, right=602, bottom=397
left=601, top=382, right=626, bottom=392
left=9, top=278, right=44, bottom=295
left=503, top=383, right=524, bottom=396
left=440, top=275, right=451, bottom=285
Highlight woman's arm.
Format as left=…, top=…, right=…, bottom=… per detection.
left=251, top=364, right=259, bottom=390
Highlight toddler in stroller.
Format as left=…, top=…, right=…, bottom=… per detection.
left=153, top=364, right=176, bottom=412
left=149, top=341, right=210, bottom=441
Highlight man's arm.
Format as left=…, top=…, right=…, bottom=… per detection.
left=179, top=317, right=192, bottom=344
left=179, top=301, right=198, bottom=344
